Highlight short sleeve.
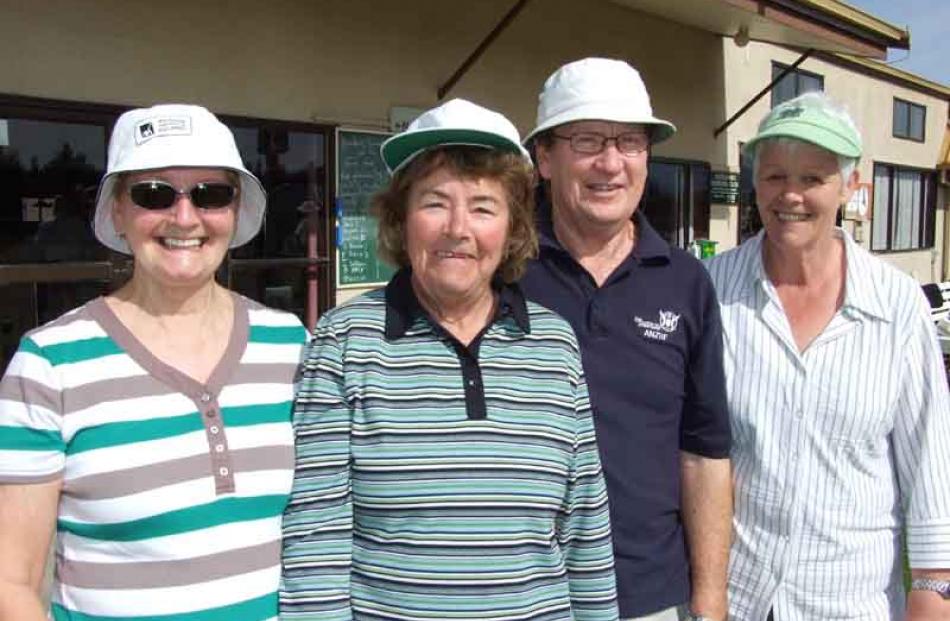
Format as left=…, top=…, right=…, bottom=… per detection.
left=0, top=336, right=66, bottom=482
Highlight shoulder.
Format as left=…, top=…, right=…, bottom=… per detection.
left=314, top=289, right=388, bottom=336
left=522, top=300, right=583, bottom=357
left=237, top=294, right=309, bottom=345
left=847, top=242, right=928, bottom=320
left=704, top=237, right=760, bottom=300
left=20, top=300, right=107, bottom=359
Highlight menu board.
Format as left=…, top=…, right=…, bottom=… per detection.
left=335, top=129, right=396, bottom=287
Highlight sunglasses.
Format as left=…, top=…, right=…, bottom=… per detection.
left=128, top=181, right=237, bottom=210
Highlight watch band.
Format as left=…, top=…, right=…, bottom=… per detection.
left=910, top=577, right=950, bottom=599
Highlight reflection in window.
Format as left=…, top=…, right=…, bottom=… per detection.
left=871, top=163, right=936, bottom=251
left=893, top=98, right=926, bottom=142
left=771, top=62, right=823, bottom=108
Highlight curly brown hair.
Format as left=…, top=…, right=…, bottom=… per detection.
left=372, top=146, right=537, bottom=283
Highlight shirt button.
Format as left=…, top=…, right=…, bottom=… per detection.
left=214, top=444, right=225, bottom=453
left=218, top=467, right=229, bottom=476
left=791, top=452, right=799, bottom=462
left=795, top=410, right=804, bottom=418
left=210, top=425, right=220, bottom=434
left=206, top=410, right=217, bottom=418
left=468, top=379, right=477, bottom=387
left=200, top=393, right=212, bottom=403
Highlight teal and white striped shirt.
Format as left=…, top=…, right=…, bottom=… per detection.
left=281, top=273, right=619, bottom=620
left=0, top=294, right=307, bottom=620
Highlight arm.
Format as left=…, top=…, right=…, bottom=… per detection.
left=680, top=271, right=733, bottom=621
left=280, top=320, right=353, bottom=620
left=0, top=480, right=60, bottom=621
left=893, top=292, right=950, bottom=621
left=557, top=367, right=619, bottom=621
left=680, top=452, right=732, bottom=621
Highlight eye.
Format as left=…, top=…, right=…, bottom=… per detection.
left=572, top=133, right=604, bottom=150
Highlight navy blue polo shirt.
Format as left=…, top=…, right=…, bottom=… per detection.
left=520, top=207, right=731, bottom=618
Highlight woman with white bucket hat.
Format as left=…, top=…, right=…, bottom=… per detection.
left=281, top=98, right=619, bottom=620
left=0, top=104, right=307, bottom=620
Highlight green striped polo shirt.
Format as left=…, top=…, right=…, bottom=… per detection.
left=0, top=294, right=308, bottom=620
left=281, top=271, right=619, bottom=621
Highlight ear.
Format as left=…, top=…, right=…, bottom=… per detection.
left=535, top=143, right=554, bottom=182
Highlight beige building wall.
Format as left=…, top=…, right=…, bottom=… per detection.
left=721, top=39, right=949, bottom=282
left=1, top=0, right=732, bottom=301
left=0, top=0, right=724, bottom=155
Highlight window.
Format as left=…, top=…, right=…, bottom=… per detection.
left=771, top=62, right=823, bottom=107
left=871, top=163, right=937, bottom=251
left=893, top=98, right=925, bottom=142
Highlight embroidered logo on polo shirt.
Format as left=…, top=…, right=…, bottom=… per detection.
left=634, top=310, right=681, bottom=341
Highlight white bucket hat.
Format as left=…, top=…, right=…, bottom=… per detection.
left=93, top=103, right=266, bottom=254
left=380, top=98, right=532, bottom=174
left=524, top=57, right=676, bottom=145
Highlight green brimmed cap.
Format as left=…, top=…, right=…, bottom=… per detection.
left=381, top=98, right=531, bottom=174
left=744, top=93, right=862, bottom=158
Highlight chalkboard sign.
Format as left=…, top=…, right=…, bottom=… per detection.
left=335, top=129, right=397, bottom=287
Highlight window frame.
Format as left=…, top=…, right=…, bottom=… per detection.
left=770, top=62, right=825, bottom=108
left=892, top=97, right=926, bottom=142
left=870, top=161, right=937, bottom=253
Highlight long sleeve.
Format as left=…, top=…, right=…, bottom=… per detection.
left=893, top=290, right=950, bottom=570
left=557, top=366, right=620, bottom=621
left=280, top=318, right=353, bottom=620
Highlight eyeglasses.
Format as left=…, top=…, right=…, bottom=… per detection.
left=551, top=131, right=650, bottom=156
left=128, top=181, right=237, bottom=210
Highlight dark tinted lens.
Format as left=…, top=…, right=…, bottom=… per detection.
left=129, top=182, right=177, bottom=210
left=190, top=183, right=236, bottom=209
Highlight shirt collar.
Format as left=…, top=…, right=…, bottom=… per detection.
left=726, top=228, right=890, bottom=322
left=384, top=267, right=531, bottom=340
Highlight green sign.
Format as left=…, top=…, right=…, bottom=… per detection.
left=335, top=130, right=397, bottom=287
left=709, top=170, right=740, bottom=205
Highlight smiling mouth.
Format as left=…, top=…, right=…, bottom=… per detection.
left=435, top=250, right=473, bottom=259
left=587, top=183, right=624, bottom=192
left=160, top=237, right=205, bottom=249
left=775, top=212, right=811, bottom=222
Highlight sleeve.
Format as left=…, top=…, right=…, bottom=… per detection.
left=0, top=335, right=66, bottom=483
left=556, top=351, right=620, bottom=621
left=892, top=288, right=950, bottom=570
left=680, top=269, right=732, bottom=458
left=280, top=315, right=354, bottom=620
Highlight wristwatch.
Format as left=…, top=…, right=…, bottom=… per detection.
left=910, top=577, right=950, bottom=599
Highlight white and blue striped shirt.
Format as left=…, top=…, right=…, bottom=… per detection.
left=706, top=230, right=950, bottom=621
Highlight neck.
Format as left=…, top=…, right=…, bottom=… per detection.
left=412, top=280, right=497, bottom=347
left=762, top=232, right=844, bottom=287
left=553, top=212, right=635, bottom=286
left=114, top=275, right=228, bottom=319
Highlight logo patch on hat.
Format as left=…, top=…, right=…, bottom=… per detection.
left=777, top=106, right=804, bottom=119
left=135, top=115, right=193, bottom=145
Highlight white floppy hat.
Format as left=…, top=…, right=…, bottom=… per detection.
left=524, top=57, right=676, bottom=145
left=380, top=98, right=532, bottom=174
left=93, top=104, right=266, bottom=254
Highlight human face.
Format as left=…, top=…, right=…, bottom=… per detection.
left=755, top=141, right=857, bottom=252
left=405, top=167, right=510, bottom=312
left=536, top=120, right=649, bottom=234
left=112, top=167, right=237, bottom=291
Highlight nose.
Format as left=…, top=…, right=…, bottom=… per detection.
left=169, top=193, right=201, bottom=226
left=445, top=205, right=470, bottom=240
left=593, top=142, right=624, bottom=174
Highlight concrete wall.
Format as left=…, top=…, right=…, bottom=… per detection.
left=721, top=39, right=949, bottom=281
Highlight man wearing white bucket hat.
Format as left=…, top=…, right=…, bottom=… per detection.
left=0, top=104, right=307, bottom=620
left=520, top=58, right=732, bottom=621
left=281, top=98, right=619, bottom=620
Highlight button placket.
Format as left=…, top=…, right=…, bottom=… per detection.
left=198, top=391, right=235, bottom=494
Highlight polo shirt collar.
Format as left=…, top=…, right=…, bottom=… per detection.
left=728, top=228, right=890, bottom=322
left=384, top=267, right=531, bottom=340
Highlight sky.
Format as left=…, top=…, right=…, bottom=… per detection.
left=846, top=0, right=950, bottom=86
